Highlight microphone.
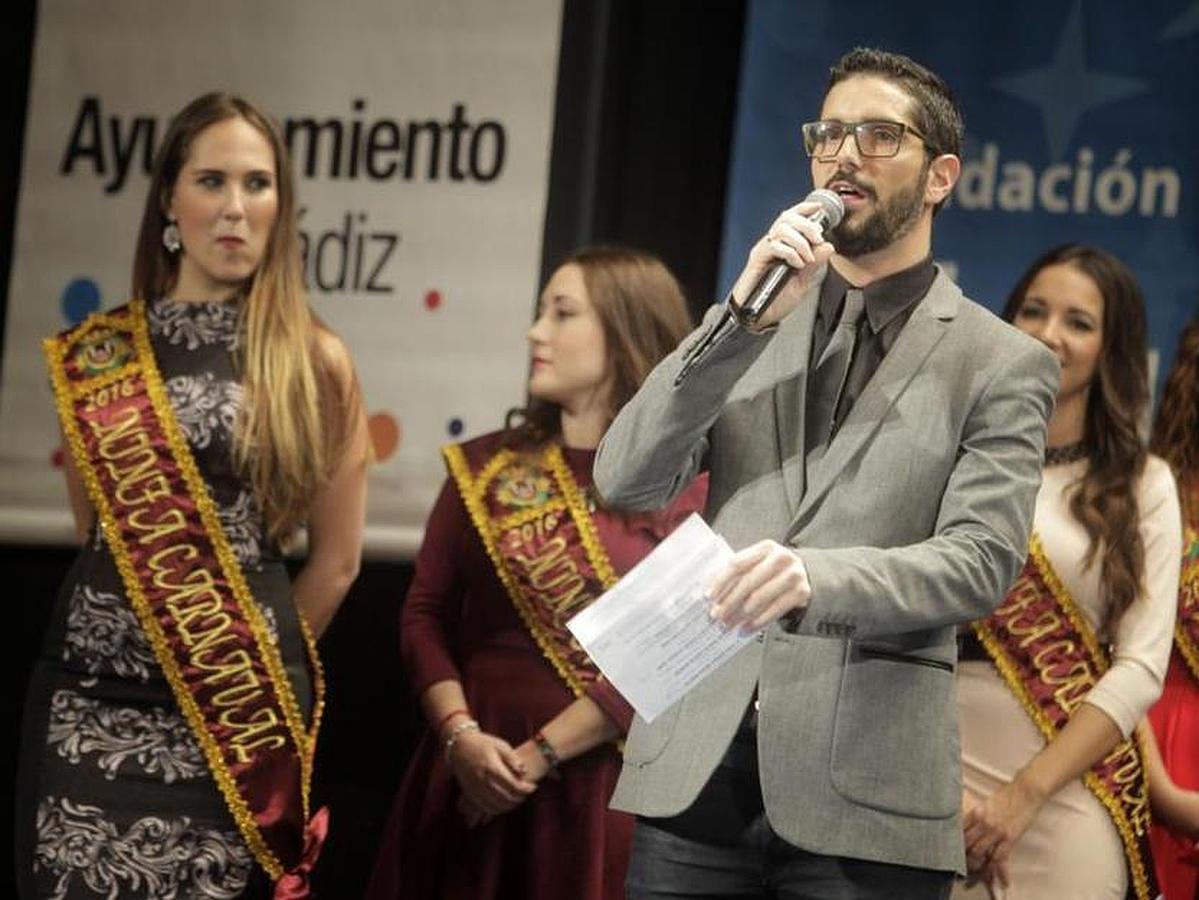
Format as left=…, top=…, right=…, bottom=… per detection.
left=733, top=188, right=845, bottom=327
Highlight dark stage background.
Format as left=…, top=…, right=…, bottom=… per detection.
left=0, top=2, right=746, bottom=896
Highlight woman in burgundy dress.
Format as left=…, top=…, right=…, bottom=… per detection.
left=366, top=246, right=706, bottom=899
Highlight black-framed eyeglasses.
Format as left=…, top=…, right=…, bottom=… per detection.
left=801, top=120, right=929, bottom=159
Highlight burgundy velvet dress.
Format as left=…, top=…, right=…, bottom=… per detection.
left=366, top=433, right=707, bottom=900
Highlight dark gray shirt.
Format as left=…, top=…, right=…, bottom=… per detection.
left=805, top=255, right=936, bottom=452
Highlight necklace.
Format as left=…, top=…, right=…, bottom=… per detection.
left=1045, top=441, right=1089, bottom=467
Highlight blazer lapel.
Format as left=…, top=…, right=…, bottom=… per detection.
left=791, top=270, right=961, bottom=529
left=772, top=279, right=822, bottom=518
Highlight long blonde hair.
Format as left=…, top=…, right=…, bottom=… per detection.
left=132, top=92, right=350, bottom=542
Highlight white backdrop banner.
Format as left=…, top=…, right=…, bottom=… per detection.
left=0, top=0, right=563, bottom=557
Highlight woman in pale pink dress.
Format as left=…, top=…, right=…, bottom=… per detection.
left=954, top=245, right=1181, bottom=899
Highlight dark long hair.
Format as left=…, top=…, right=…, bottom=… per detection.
left=1152, top=317, right=1199, bottom=521
left=508, top=246, right=693, bottom=446
left=1003, top=244, right=1149, bottom=632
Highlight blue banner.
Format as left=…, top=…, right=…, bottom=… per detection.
left=720, top=0, right=1198, bottom=390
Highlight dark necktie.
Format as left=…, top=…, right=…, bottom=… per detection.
left=805, top=288, right=865, bottom=460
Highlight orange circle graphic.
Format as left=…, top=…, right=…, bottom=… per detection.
left=368, top=413, right=401, bottom=462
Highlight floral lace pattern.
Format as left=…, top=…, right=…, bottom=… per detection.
left=164, top=374, right=242, bottom=451
left=217, top=490, right=262, bottom=568
left=47, top=690, right=206, bottom=785
left=35, top=796, right=252, bottom=899
left=260, top=606, right=279, bottom=646
left=64, top=586, right=157, bottom=682
left=147, top=300, right=241, bottom=352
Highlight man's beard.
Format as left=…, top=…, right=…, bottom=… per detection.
left=829, top=164, right=929, bottom=259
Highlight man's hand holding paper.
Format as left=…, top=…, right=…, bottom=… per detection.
left=566, top=514, right=759, bottom=723
left=707, top=539, right=813, bottom=632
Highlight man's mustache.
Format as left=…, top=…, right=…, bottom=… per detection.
left=824, top=172, right=876, bottom=201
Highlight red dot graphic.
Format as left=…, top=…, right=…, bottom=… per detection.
left=51, top=447, right=65, bottom=468
left=424, top=290, right=442, bottom=311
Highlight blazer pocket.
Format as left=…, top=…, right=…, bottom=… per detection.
left=621, top=701, right=683, bottom=767
left=829, top=644, right=959, bottom=819
left=855, top=645, right=954, bottom=673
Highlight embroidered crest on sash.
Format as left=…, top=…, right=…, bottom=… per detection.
left=445, top=441, right=616, bottom=696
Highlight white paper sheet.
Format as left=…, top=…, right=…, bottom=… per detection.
left=566, top=513, right=756, bottom=722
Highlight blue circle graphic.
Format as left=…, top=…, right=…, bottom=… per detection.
left=448, top=417, right=464, bottom=437
left=62, top=278, right=101, bottom=324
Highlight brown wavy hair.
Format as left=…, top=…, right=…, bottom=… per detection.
left=1003, top=244, right=1149, bottom=633
left=133, top=92, right=356, bottom=543
left=1151, top=317, right=1199, bottom=521
left=507, top=246, right=693, bottom=446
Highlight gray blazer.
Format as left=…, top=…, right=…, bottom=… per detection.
left=594, top=267, right=1059, bottom=874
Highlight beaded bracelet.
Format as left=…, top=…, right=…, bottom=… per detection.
left=532, top=730, right=561, bottom=770
left=435, top=707, right=470, bottom=736
left=443, top=720, right=480, bottom=759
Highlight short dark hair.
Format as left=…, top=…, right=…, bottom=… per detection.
left=827, top=48, right=964, bottom=160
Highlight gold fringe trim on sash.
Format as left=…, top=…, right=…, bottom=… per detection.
left=1174, top=525, right=1199, bottom=684
left=44, top=300, right=324, bottom=879
left=973, top=533, right=1155, bottom=900
left=444, top=442, right=618, bottom=698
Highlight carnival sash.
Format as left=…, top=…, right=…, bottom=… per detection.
left=972, top=534, right=1158, bottom=900
left=445, top=441, right=617, bottom=696
left=44, top=300, right=326, bottom=896
left=1173, top=510, right=1199, bottom=684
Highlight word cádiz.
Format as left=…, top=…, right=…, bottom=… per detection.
left=61, top=96, right=508, bottom=194
left=298, top=208, right=398, bottom=295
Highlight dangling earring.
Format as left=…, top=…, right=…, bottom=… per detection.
left=162, top=216, right=182, bottom=254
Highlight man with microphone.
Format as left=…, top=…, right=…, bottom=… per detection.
left=594, top=47, right=1059, bottom=897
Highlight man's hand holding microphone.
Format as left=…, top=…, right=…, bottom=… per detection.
left=729, top=188, right=843, bottom=332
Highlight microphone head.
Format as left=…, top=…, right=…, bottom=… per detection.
left=806, top=188, right=845, bottom=229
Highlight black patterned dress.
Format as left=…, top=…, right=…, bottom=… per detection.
left=16, top=298, right=314, bottom=899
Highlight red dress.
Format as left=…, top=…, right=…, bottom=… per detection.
left=1148, top=655, right=1199, bottom=899
left=1149, top=498, right=1199, bottom=900
left=366, top=433, right=707, bottom=899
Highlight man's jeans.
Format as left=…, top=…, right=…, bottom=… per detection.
left=625, top=727, right=953, bottom=900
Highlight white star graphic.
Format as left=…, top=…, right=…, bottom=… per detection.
left=992, top=0, right=1147, bottom=160
left=1161, top=1, right=1199, bottom=39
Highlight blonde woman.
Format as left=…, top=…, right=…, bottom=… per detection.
left=17, top=92, right=368, bottom=899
